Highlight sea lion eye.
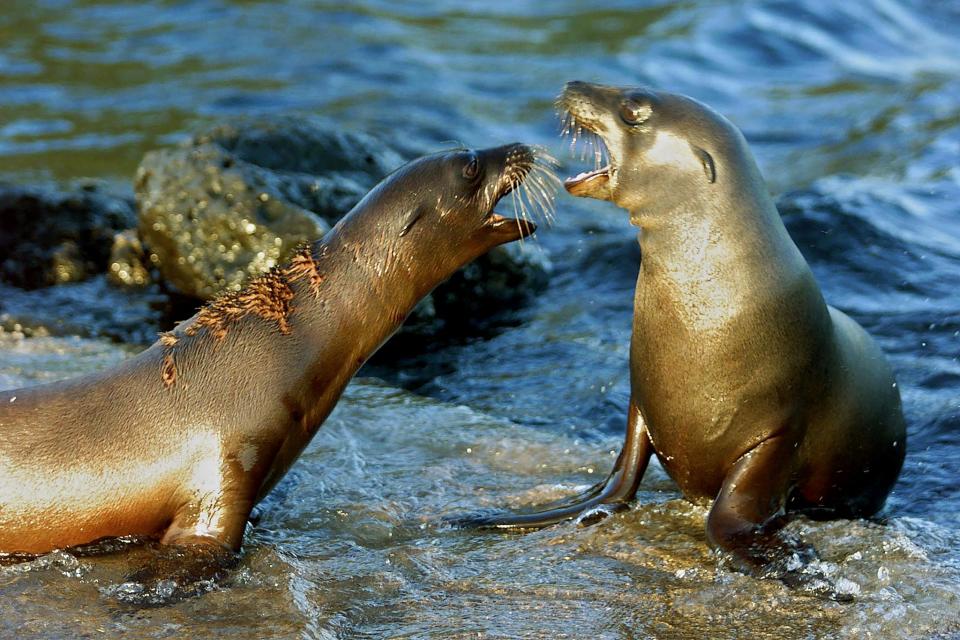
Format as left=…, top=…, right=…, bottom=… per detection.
left=462, top=155, right=480, bottom=179
left=620, top=100, right=651, bottom=125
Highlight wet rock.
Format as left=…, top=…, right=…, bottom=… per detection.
left=136, top=117, right=550, bottom=338
left=0, top=182, right=136, bottom=289
left=107, top=230, right=151, bottom=288
left=135, top=117, right=403, bottom=300
left=0, top=277, right=166, bottom=344
left=430, top=244, right=551, bottom=334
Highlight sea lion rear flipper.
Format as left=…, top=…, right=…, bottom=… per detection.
left=706, top=434, right=853, bottom=603
left=450, top=403, right=652, bottom=530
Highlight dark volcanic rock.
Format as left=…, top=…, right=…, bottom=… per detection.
left=0, top=277, right=165, bottom=344
left=0, top=183, right=136, bottom=289
left=432, top=244, right=551, bottom=334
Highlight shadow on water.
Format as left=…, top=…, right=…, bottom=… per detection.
left=1, top=0, right=960, bottom=637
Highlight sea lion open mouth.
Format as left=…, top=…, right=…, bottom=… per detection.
left=558, top=104, right=616, bottom=200
left=555, top=80, right=644, bottom=202
left=489, top=144, right=561, bottom=235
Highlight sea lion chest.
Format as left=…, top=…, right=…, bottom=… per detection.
left=628, top=249, right=826, bottom=499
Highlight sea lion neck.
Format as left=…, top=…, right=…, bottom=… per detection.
left=309, top=211, right=439, bottom=318
left=633, top=176, right=791, bottom=266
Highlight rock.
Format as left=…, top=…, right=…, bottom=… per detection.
left=107, top=230, right=151, bottom=288
left=0, top=182, right=136, bottom=289
left=135, top=117, right=549, bottom=337
left=135, top=117, right=404, bottom=300
left=136, top=143, right=330, bottom=299
left=0, top=276, right=165, bottom=344
left=430, top=243, right=551, bottom=334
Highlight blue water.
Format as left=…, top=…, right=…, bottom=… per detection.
left=1, top=1, right=959, bottom=637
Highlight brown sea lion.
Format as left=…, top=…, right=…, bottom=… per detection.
left=460, top=82, right=906, bottom=597
left=0, top=142, right=554, bottom=595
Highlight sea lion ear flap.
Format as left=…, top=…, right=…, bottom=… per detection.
left=399, top=207, right=425, bottom=237
left=691, top=145, right=716, bottom=184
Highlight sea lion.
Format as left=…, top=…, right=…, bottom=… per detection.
left=0, top=143, right=555, bottom=592
left=461, top=82, right=906, bottom=595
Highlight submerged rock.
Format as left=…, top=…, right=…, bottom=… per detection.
left=0, top=183, right=136, bottom=289
left=0, top=277, right=165, bottom=344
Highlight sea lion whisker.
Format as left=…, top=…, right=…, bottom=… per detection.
left=592, top=131, right=603, bottom=170
left=531, top=164, right=563, bottom=189
left=514, top=185, right=530, bottom=247
left=516, top=179, right=539, bottom=233
left=520, top=179, right=550, bottom=228
left=509, top=183, right=523, bottom=245
left=531, top=145, right=561, bottom=169
left=530, top=165, right=562, bottom=208
left=481, top=180, right=496, bottom=209
left=517, top=191, right=534, bottom=245
left=559, top=111, right=573, bottom=137
left=557, top=107, right=574, bottom=139
left=523, top=173, right=556, bottom=225
left=529, top=175, right=558, bottom=225
left=518, top=182, right=540, bottom=224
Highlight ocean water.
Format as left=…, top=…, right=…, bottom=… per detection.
left=1, top=1, right=958, bottom=637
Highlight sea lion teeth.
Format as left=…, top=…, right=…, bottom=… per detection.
left=564, top=166, right=611, bottom=198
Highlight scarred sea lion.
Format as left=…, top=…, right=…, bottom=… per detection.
left=0, top=142, right=556, bottom=595
left=460, top=82, right=906, bottom=597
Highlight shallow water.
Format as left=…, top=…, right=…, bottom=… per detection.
left=1, top=0, right=959, bottom=638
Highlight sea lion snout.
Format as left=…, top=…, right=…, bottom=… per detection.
left=481, top=142, right=536, bottom=197
left=474, top=142, right=558, bottom=243
left=559, top=83, right=725, bottom=213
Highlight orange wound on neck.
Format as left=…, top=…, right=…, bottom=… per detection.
left=285, top=244, right=325, bottom=298
left=158, top=331, right=179, bottom=348
left=161, top=353, right=177, bottom=389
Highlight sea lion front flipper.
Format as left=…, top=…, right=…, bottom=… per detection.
left=706, top=435, right=852, bottom=602
left=115, top=540, right=238, bottom=605
left=451, top=402, right=652, bottom=530
left=112, top=496, right=252, bottom=604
